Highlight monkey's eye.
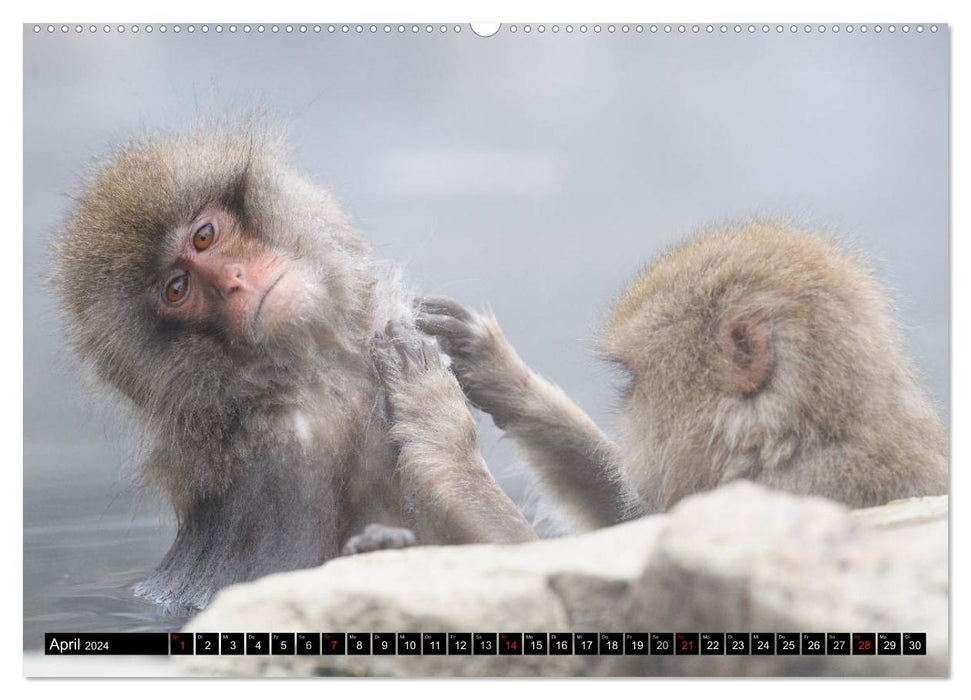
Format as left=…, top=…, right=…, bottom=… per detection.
left=164, top=274, right=189, bottom=304
left=192, top=223, right=216, bottom=251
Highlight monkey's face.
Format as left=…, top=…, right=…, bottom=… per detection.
left=56, top=130, right=371, bottom=414
left=155, top=205, right=305, bottom=341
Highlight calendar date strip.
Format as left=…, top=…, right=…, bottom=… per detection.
left=45, top=632, right=927, bottom=656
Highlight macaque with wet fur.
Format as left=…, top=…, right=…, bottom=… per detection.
left=417, top=222, right=947, bottom=528
left=54, top=127, right=533, bottom=609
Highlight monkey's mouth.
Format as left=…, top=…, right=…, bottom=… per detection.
left=253, top=272, right=287, bottom=326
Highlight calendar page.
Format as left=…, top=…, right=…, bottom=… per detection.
left=22, top=20, right=948, bottom=677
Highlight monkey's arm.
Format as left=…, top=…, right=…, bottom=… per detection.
left=372, top=322, right=537, bottom=545
left=417, top=298, right=640, bottom=531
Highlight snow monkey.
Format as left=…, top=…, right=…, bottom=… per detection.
left=414, top=222, right=948, bottom=529
left=53, top=125, right=535, bottom=609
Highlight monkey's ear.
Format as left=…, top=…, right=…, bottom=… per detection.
left=721, top=311, right=773, bottom=395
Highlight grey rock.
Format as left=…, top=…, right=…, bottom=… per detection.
left=180, top=481, right=947, bottom=677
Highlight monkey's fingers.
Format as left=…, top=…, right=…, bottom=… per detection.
left=415, top=313, right=476, bottom=354
left=420, top=336, right=445, bottom=371
left=341, top=524, right=418, bottom=556
left=370, top=331, right=404, bottom=384
left=384, top=320, right=427, bottom=373
left=416, top=296, right=475, bottom=323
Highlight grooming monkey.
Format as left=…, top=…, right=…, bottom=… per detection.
left=415, top=222, right=947, bottom=528
left=54, top=127, right=534, bottom=609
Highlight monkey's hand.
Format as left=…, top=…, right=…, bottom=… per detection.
left=341, top=523, right=418, bottom=556
left=417, top=298, right=636, bottom=531
left=415, top=297, right=533, bottom=430
left=370, top=320, right=536, bottom=545
left=371, top=319, right=448, bottom=417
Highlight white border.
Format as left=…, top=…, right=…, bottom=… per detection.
left=6, top=1, right=965, bottom=699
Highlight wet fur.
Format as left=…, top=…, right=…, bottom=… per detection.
left=54, top=123, right=423, bottom=608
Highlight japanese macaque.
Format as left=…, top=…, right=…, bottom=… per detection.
left=417, top=222, right=948, bottom=529
left=53, top=125, right=534, bottom=609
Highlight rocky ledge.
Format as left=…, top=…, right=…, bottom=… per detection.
left=180, top=481, right=948, bottom=677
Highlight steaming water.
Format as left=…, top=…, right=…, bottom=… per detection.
left=22, top=427, right=529, bottom=652
left=23, top=444, right=191, bottom=651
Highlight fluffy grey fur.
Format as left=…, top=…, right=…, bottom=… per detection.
left=371, top=321, right=536, bottom=546
left=53, top=123, right=528, bottom=609
left=418, top=222, right=947, bottom=528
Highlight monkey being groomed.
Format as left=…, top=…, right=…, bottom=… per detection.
left=53, top=126, right=535, bottom=609
left=412, top=222, right=948, bottom=531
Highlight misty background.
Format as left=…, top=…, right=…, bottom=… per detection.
left=23, top=25, right=948, bottom=647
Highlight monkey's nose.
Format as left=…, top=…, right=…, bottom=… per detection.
left=220, top=264, right=247, bottom=295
